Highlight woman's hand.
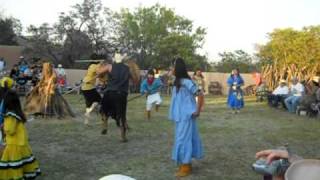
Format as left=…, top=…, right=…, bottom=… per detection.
left=192, top=111, right=200, bottom=118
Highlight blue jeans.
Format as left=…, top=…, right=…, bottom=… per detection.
left=285, top=96, right=301, bottom=113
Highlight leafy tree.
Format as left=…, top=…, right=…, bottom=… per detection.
left=0, top=14, right=21, bottom=45
left=257, top=26, right=320, bottom=89
left=23, top=23, right=62, bottom=63
left=23, top=0, right=117, bottom=67
left=213, top=50, right=257, bottom=73
left=115, top=4, right=208, bottom=70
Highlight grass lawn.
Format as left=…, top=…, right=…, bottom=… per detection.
left=26, top=94, right=320, bottom=180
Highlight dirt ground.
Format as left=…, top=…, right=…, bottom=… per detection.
left=26, top=95, right=320, bottom=180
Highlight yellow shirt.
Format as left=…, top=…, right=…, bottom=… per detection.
left=81, top=64, right=99, bottom=91
left=4, top=112, right=28, bottom=146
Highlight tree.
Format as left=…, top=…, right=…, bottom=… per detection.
left=213, top=50, right=256, bottom=73
left=23, top=0, right=117, bottom=67
left=23, top=23, right=62, bottom=64
left=0, top=14, right=21, bottom=45
left=115, top=4, right=208, bottom=70
left=257, top=26, right=320, bottom=89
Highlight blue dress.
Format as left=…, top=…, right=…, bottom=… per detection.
left=169, top=79, right=203, bottom=164
left=227, top=75, right=244, bottom=109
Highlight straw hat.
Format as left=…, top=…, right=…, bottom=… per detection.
left=312, top=76, right=320, bottom=83
left=99, top=174, right=136, bottom=180
left=280, top=79, right=287, bottom=84
left=285, top=159, right=320, bottom=180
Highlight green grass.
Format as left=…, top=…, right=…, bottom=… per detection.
left=26, top=94, right=320, bottom=180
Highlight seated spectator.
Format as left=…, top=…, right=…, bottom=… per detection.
left=310, top=76, right=320, bottom=116
left=256, top=80, right=269, bottom=102
left=299, top=76, right=320, bottom=116
left=285, top=77, right=305, bottom=113
left=267, top=79, right=289, bottom=108
left=9, top=64, right=19, bottom=80
left=23, top=65, right=32, bottom=81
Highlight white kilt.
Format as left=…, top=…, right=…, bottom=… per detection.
left=146, top=92, right=162, bottom=111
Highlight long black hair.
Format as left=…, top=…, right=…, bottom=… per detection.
left=0, top=79, right=11, bottom=101
left=173, top=58, right=191, bottom=91
left=3, top=90, right=27, bottom=122
left=230, top=68, right=240, bottom=78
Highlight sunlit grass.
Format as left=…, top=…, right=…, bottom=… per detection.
left=26, top=94, right=320, bottom=180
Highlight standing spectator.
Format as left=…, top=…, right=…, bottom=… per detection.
left=284, top=77, right=305, bottom=113
left=56, top=64, right=67, bottom=92
left=192, top=69, right=206, bottom=111
left=227, top=68, right=245, bottom=114
left=0, top=57, right=5, bottom=72
left=252, top=70, right=262, bottom=92
left=256, top=80, right=269, bottom=102
left=167, top=70, right=175, bottom=95
left=192, top=69, right=205, bottom=93
left=267, top=79, right=289, bottom=108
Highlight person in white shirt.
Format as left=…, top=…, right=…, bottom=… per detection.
left=268, top=79, right=289, bottom=108
left=55, top=64, right=67, bottom=91
left=284, top=77, right=305, bottom=113
left=56, top=64, right=66, bottom=77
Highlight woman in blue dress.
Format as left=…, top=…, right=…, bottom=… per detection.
left=169, top=58, right=204, bottom=177
left=227, top=68, right=244, bottom=113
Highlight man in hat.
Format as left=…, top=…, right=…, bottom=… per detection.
left=267, top=79, right=289, bottom=108
left=284, top=77, right=305, bottom=113
left=97, top=52, right=140, bottom=142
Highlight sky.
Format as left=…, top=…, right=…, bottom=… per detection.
left=1, top=0, right=320, bottom=60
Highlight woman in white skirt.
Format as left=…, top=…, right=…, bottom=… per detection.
left=140, top=69, right=163, bottom=120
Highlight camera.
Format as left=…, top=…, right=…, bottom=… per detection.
left=252, top=158, right=290, bottom=176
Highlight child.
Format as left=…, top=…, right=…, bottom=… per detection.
left=169, top=58, right=204, bottom=177
left=0, top=90, right=41, bottom=179
left=140, top=69, right=163, bottom=120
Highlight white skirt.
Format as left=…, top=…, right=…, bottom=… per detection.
left=146, top=92, right=162, bottom=111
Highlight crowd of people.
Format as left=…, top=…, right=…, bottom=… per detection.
left=266, top=76, right=320, bottom=117
left=0, top=52, right=319, bottom=180
left=6, top=56, right=69, bottom=95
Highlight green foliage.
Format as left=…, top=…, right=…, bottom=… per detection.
left=116, top=4, right=208, bottom=70
left=13, top=1, right=210, bottom=69
left=23, top=0, right=116, bottom=67
left=213, top=50, right=257, bottom=73
left=0, top=15, right=21, bottom=45
left=257, top=26, right=320, bottom=69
